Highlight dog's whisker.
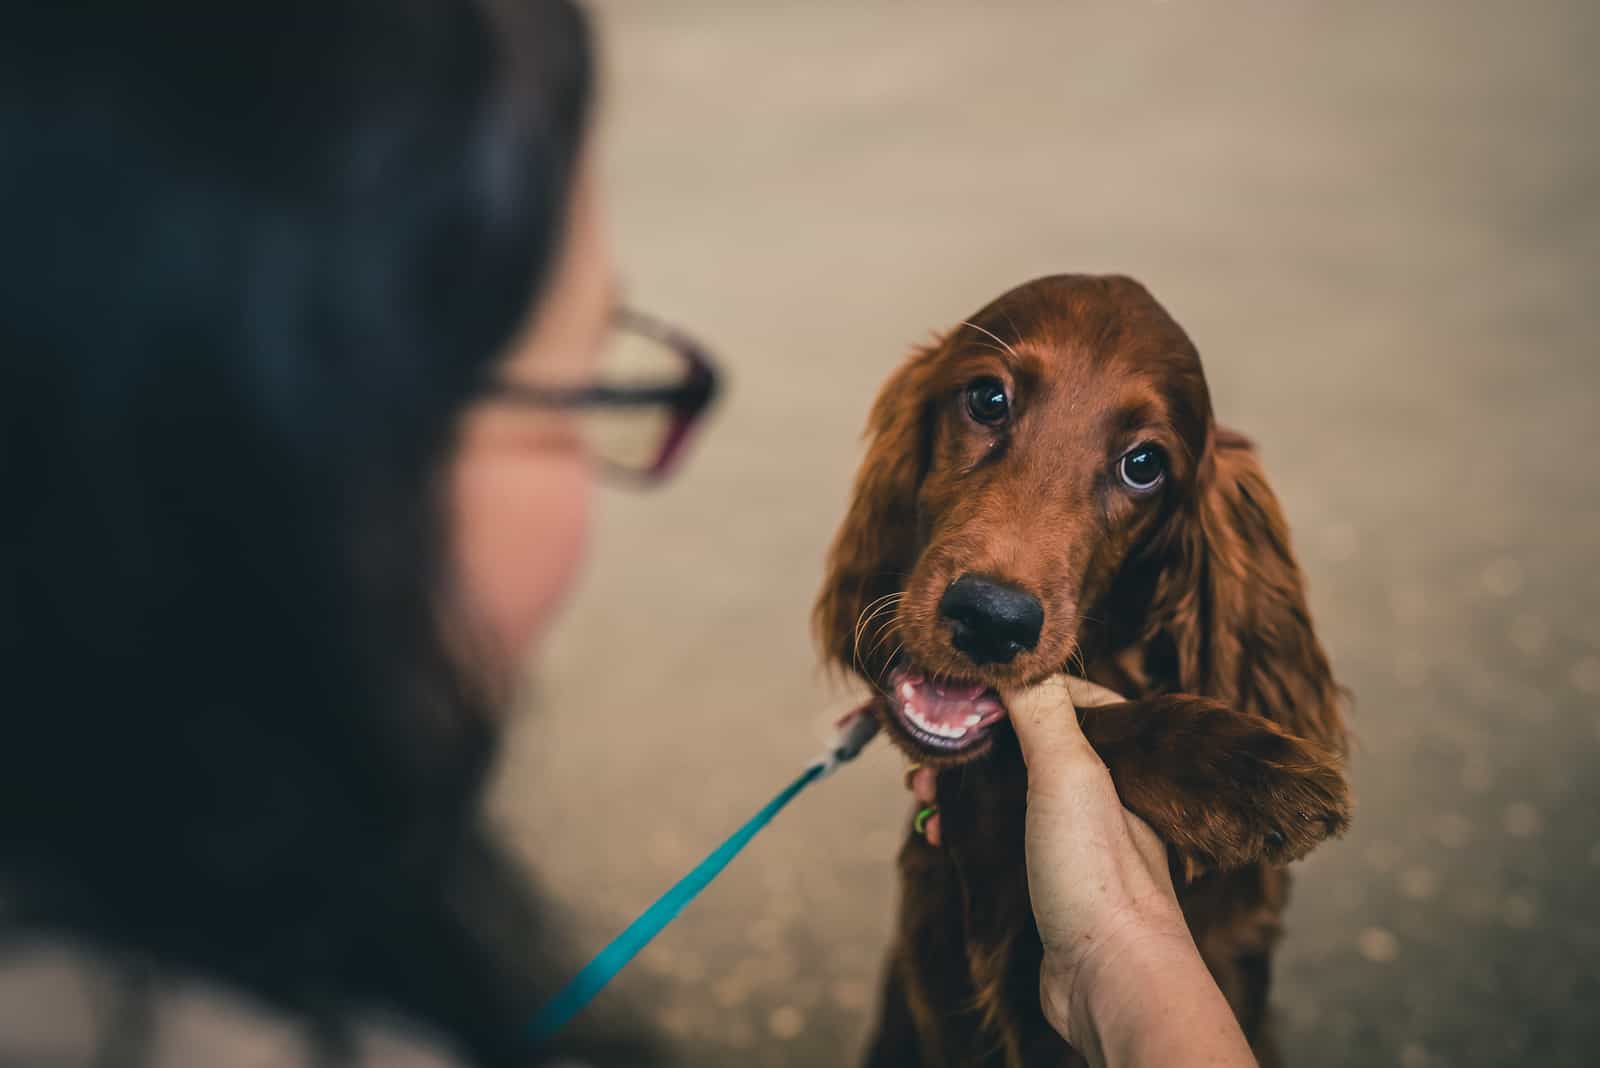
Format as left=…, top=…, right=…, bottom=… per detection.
left=966, top=340, right=1015, bottom=361
left=851, top=593, right=904, bottom=668
left=862, top=601, right=897, bottom=638
left=865, top=621, right=904, bottom=666
left=854, top=619, right=905, bottom=689
left=859, top=640, right=905, bottom=703
left=1068, top=645, right=1090, bottom=682
left=876, top=643, right=906, bottom=693
left=959, top=319, right=1019, bottom=359
left=852, top=610, right=883, bottom=661
left=862, top=590, right=903, bottom=613
left=853, top=592, right=902, bottom=637
left=999, top=306, right=1025, bottom=352
left=858, top=601, right=903, bottom=656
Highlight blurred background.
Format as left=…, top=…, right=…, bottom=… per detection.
left=488, top=1, right=1600, bottom=1064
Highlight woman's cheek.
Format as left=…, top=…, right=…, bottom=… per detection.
left=451, top=446, right=594, bottom=668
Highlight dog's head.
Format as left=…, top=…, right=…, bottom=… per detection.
left=815, top=274, right=1342, bottom=766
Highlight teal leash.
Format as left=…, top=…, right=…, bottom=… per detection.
left=527, top=708, right=880, bottom=1045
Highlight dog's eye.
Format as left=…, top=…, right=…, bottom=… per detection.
left=963, top=377, right=1010, bottom=427
left=1118, top=445, right=1166, bottom=492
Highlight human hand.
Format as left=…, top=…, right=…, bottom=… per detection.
left=901, top=674, right=1180, bottom=993
left=998, top=678, right=1190, bottom=1041
left=1007, top=677, right=1259, bottom=1065
left=902, top=677, right=1255, bottom=1065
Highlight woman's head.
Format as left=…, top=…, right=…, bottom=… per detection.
left=1, top=0, right=601, bottom=1055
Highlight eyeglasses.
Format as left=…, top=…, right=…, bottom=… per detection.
left=485, top=308, right=720, bottom=485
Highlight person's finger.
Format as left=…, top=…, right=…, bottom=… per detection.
left=999, top=675, right=1101, bottom=771
left=909, top=766, right=938, bottom=804
left=1062, top=675, right=1125, bottom=709
left=924, top=813, right=942, bottom=847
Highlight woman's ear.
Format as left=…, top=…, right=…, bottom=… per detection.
left=813, top=339, right=943, bottom=677
left=1151, top=428, right=1348, bottom=755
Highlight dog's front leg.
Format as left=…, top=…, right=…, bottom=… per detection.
left=1077, top=695, right=1351, bottom=875
left=860, top=829, right=994, bottom=1067
left=863, top=945, right=925, bottom=1068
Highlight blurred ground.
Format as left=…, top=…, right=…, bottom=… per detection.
left=488, top=2, right=1600, bottom=1064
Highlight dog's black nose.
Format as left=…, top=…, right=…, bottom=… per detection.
left=938, top=574, right=1043, bottom=666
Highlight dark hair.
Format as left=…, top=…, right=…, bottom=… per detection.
left=0, top=1, right=622, bottom=1062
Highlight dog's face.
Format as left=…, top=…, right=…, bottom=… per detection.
left=817, top=275, right=1218, bottom=764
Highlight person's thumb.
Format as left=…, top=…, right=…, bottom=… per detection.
left=999, top=674, right=1101, bottom=771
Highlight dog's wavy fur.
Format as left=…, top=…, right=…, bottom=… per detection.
left=815, top=275, right=1350, bottom=1067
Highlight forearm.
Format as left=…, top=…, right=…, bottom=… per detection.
left=1048, top=933, right=1258, bottom=1068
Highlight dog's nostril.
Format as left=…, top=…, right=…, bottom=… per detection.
left=938, top=575, right=1044, bottom=666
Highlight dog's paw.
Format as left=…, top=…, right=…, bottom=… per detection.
left=1080, top=695, right=1351, bottom=874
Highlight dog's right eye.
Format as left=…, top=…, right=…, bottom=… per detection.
left=963, top=377, right=1010, bottom=427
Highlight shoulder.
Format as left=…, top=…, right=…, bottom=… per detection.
left=0, top=934, right=468, bottom=1068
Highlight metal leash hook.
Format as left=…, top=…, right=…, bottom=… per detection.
left=527, top=703, right=881, bottom=1044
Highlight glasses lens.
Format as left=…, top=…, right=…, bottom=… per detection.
left=578, top=324, right=690, bottom=473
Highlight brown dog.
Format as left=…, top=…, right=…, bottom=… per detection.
left=815, top=275, right=1351, bottom=1067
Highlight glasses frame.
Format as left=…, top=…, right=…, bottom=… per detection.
left=485, top=307, right=720, bottom=485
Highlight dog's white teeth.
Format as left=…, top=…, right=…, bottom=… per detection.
left=899, top=681, right=917, bottom=700
left=904, top=702, right=971, bottom=741
left=964, top=713, right=983, bottom=727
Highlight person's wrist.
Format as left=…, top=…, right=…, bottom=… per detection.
left=1041, top=918, right=1204, bottom=1058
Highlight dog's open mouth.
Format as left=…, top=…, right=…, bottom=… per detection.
left=884, top=662, right=1008, bottom=756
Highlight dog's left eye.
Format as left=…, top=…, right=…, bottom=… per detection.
left=964, top=377, right=1010, bottom=426
left=1118, top=444, right=1167, bottom=492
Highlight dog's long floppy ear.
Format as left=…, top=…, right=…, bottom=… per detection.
left=813, top=339, right=944, bottom=677
left=1150, top=428, right=1347, bottom=755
